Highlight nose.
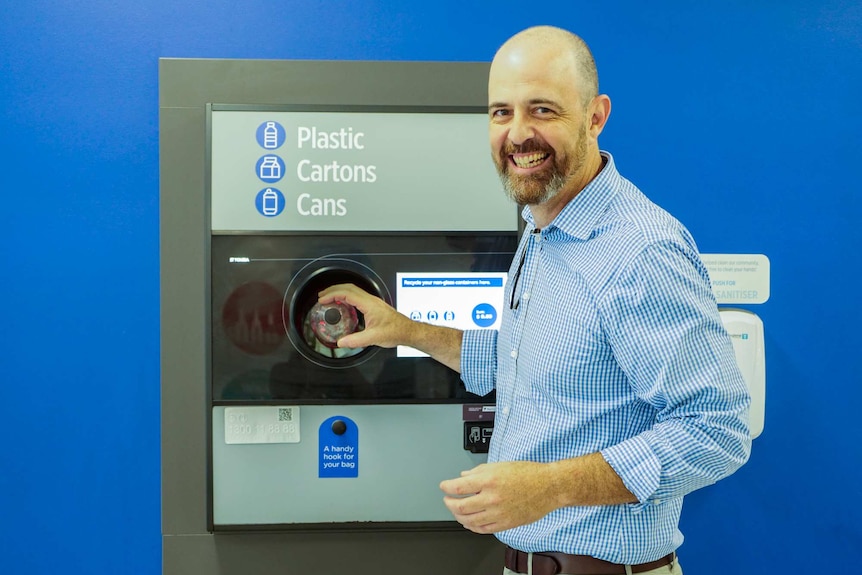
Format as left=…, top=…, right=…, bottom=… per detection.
left=507, top=113, right=534, bottom=146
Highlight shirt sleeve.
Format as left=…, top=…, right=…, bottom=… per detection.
left=459, top=328, right=499, bottom=397
left=599, top=240, right=752, bottom=504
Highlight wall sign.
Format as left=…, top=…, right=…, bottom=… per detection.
left=702, top=254, right=770, bottom=304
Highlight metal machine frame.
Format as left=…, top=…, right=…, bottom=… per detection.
left=160, top=58, right=504, bottom=574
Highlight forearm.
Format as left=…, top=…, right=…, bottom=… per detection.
left=404, top=320, right=463, bottom=373
left=548, top=452, right=637, bottom=508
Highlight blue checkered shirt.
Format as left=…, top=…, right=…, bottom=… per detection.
left=461, top=152, right=751, bottom=563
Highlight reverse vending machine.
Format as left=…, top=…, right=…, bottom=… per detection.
left=209, top=106, right=518, bottom=527
left=161, top=58, right=517, bottom=575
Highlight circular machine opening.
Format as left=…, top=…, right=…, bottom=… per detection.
left=284, top=259, right=390, bottom=369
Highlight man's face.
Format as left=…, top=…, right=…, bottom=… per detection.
left=488, top=50, right=591, bottom=206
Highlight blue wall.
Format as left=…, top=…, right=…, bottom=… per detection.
left=1, top=1, right=860, bottom=573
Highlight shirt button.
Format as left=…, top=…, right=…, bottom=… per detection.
left=522, top=292, right=530, bottom=302
left=502, top=406, right=510, bottom=415
left=653, top=499, right=662, bottom=505
left=510, top=350, right=517, bottom=358
left=532, top=233, right=541, bottom=243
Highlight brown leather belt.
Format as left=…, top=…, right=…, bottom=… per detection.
left=505, top=546, right=675, bottom=575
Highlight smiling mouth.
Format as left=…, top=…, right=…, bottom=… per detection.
left=510, top=152, right=550, bottom=169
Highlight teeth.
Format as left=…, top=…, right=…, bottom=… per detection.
left=512, top=153, right=548, bottom=168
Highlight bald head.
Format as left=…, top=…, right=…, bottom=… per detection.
left=487, top=26, right=611, bottom=222
left=492, top=26, right=599, bottom=107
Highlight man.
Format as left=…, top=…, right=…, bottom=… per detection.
left=319, top=25, right=751, bottom=575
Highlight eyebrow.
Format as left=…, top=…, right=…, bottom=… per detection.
left=488, top=98, right=563, bottom=111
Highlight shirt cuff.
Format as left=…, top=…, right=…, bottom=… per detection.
left=601, top=429, right=662, bottom=504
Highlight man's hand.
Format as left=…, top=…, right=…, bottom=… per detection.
left=318, top=283, right=413, bottom=349
left=439, top=461, right=562, bottom=534
left=318, top=283, right=464, bottom=372
left=439, top=454, right=637, bottom=534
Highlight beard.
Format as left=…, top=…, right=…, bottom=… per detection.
left=500, top=170, right=567, bottom=206
left=495, top=131, right=588, bottom=206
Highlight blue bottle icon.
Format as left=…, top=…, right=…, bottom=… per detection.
left=263, top=122, right=278, bottom=149
left=256, top=120, right=285, bottom=149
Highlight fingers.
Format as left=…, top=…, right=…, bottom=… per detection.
left=442, top=495, right=499, bottom=534
left=336, top=330, right=373, bottom=350
left=443, top=494, right=481, bottom=515
left=440, top=465, right=511, bottom=534
left=440, top=463, right=486, bottom=494
left=443, top=494, right=486, bottom=526
left=440, top=474, right=482, bottom=524
left=439, top=474, right=479, bottom=497
left=318, top=283, right=372, bottom=310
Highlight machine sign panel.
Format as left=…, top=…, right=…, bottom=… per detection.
left=211, top=108, right=516, bottom=232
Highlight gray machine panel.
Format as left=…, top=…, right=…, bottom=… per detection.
left=161, top=58, right=509, bottom=575
left=213, top=405, right=486, bottom=525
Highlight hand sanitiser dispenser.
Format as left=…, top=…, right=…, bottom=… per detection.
left=719, top=308, right=766, bottom=438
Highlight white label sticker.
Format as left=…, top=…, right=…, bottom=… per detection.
left=224, top=406, right=301, bottom=445
left=701, top=254, right=770, bottom=304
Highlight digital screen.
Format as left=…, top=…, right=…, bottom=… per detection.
left=396, top=272, right=507, bottom=357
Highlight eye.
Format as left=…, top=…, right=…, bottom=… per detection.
left=490, top=108, right=511, bottom=119
left=534, top=106, right=555, bottom=116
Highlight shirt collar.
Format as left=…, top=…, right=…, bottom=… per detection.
left=521, top=151, right=621, bottom=240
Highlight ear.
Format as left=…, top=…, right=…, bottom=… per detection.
left=587, top=94, right=611, bottom=140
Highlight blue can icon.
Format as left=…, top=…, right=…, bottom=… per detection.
left=255, top=188, right=285, bottom=217
left=262, top=189, right=278, bottom=215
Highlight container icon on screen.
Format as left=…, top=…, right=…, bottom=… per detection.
left=255, top=188, right=285, bottom=217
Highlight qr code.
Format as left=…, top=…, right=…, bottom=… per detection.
left=278, top=408, right=293, bottom=422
